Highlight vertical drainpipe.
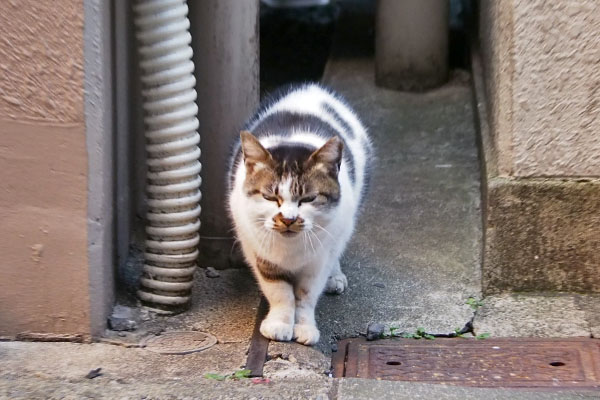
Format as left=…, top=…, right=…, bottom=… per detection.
left=133, top=0, right=201, bottom=314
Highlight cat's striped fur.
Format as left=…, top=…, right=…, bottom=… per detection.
left=228, top=84, right=372, bottom=345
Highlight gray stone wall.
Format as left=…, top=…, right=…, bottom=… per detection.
left=477, top=0, right=600, bottom=294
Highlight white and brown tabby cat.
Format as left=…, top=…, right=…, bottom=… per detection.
left=228, top=84, right=372, bottom=345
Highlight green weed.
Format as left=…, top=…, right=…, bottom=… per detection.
left=204, top=369, right=252, bottom=381
left=466, top=297, right=484, bottom=310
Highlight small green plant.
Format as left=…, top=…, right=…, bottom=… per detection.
left=204, top=373, right=227, bottom=381
left=389, top=326, right=400, bottom=336
left=417, top=327, right=435, bottom=340
left=476, top=332, right=491, bottom=340
left=466, top=297, right=484, bottom=310
left=204, top=369, right=252, bottom=381
left=400, top=327, right=435, bottom=340
left=453, top=327, right=464, bottom=338
left=232, top=369, right=252, bottom=379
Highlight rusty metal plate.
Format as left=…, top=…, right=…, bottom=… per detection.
left=142, top=331, right=217, bottom=355
left=332, top=338, right=600, bottom=388
left=245, top=297, right=270, bottom=377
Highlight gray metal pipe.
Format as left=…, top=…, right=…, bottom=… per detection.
left=376, top=0, right=449, bottom=91
left=134, top=0, right=201, bottom=314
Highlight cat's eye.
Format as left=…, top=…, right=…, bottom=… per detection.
left=299, top=195, right=317, bottom=204
left=262, top=193, right=278, bottom=202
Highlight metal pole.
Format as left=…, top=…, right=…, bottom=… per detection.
left=189, top=0, right=260, bottom=270
left=376, top=0, right=449, bottom=91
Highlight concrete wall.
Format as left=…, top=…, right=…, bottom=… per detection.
left=0, top=1, right=92, bottom=335
left=480, top=0, right=600, bottom=178
left=84, top=0, right=115, bottom=337
left=477, top=0, right=600, bottom=294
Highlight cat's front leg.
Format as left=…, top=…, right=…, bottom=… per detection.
left=254, top=258, right=296, bottom=341
left=259, top=279, right=296, bottom=341
left=293, top=265, right=329, bottom=345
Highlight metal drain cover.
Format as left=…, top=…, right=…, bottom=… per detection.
left=332, top=338, right=600, bottom=388
left=142, top=331, right=217, bottom=355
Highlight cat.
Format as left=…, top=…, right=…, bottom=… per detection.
left=228, top=83, right=372, bottom=345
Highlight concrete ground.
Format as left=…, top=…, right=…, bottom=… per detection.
left=315, top=54, right=482, bottom=355
left=1, top=1, right=599, bottom=399
left=2, top=340, right=598, bottom=399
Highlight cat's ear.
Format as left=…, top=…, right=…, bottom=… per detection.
left=240, top=131, right=273, bottom=172
left=308, top=137, right=343, bottom=176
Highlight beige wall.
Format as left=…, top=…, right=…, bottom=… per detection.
left=480, top=0, right=600, bottom=178
left=0, top=0, right=90, bottom=335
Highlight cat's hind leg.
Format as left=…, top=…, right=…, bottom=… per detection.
left=324, top=258, right=348, bottom=295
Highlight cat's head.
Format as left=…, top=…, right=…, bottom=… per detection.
left=239, top=131, right=342, bottom=238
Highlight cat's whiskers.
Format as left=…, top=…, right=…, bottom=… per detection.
left=302, top=231, right=307, bottom=253
left=256, top=227, right=271, bottom=255
left=306, top=229, right=316, bottom=255
left=255, top=230, right=266, bottom=255
left=313, top=222, right=335, bottom=240
left=268, top=229, right=274, bottom=252
left=262, top=227, right=272, bottom=253
left=253, top=217, right=268, bottom=228
left=309, top=229, right=324, bottom=249
left=268, top=229, right=275, bottom=252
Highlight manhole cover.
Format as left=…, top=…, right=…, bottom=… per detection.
left=142, top=331, right=217, bottom=355
left=332, top=338, right=600, bottom=388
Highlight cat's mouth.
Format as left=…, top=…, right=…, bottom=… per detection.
left=279, top=230, right=300, bottom=237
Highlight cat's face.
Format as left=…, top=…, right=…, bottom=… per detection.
left=240, top=131, right=342, bottom=239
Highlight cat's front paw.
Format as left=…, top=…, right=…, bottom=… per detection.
left=260, top=319, right=293, bottom=342
left=325, top=272, right=348, bottom=295
left=293, top=324, right=320, bottom=345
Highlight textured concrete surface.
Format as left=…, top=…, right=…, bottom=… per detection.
left=473, top=34, right=600, bottom=295
left=0, top=341, right=332, bottom=400
left=311, top=11, right=482, bottom=351
left=575, top=295, right=600, bottom=339
left=483, top=178, right=600, bottom=294
left=509, top=1, right=600, bottom=177
left=0, top=0, right=84, bottom=122
left=337, top=378, right=600, bottom=400
left=1, top=376, right=333, bottom=400
left=0, top=120, right=90, bottom=336
left=0, top=0, right=91, bottom=336
left=111, top=269, right=260, bottom=346
left=479, top=0, right=600, bottom=177
left=477, top=0, right=512, bottom=177
left=0, top=265, right=330, bottom=397
left=473, top=294, right=592, bottom=338
left=266, top=341, right=331, bottom=378
left=0, top=269, right=334, bottom=399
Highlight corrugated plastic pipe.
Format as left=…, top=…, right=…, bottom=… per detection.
left=133, top=0, right=201, bottom=314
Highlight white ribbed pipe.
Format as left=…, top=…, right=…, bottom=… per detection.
left=133, top=0, right=201, bottom=314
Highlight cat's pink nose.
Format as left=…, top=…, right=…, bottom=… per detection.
left=280, top=216, right=297, bottom=226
